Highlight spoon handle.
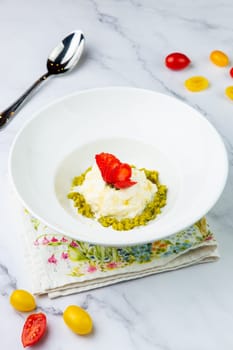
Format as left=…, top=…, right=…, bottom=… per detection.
left=0, top=72, right=51, bottom=129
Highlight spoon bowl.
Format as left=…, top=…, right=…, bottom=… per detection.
left=0, top=30, right=85, bottom=128
left=47, top=31, right=85, bottom=74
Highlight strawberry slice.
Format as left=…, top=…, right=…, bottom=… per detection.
left=113, top=163, right=132, bottom=182
left=114, top=180, right=137, bottom=189
left=95, top=153, right=105, bottom=176
left=103, top=159, right=121, bottom=183
left=95, top=153, right=119, bottom=179
left=95, top=153, right=137, bottom=189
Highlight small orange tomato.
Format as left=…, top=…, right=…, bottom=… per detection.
left=225, top=86, right=233, bottom=100
left=184, top=76, right=209, bottom=92
left=10, top=289, right=36, bottom=312
left=63, top=305, right=93, bottom=335
left=209, top=50, right=229, bottom=67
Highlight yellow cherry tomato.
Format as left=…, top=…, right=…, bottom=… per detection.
left=63, top=305, right=93, bottom=335
left=10, top=289, right=36, bottom=312
left=225, top=86, right=233, bottom=100
left=209, top=50, right=229, bottom=67
left=184, top=76, right=209, bottom=92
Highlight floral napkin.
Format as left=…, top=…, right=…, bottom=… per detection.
left=20, top=209, right=219, bottom=299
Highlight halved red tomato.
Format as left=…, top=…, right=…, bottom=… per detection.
left=21, top=313, right=47, bottom=347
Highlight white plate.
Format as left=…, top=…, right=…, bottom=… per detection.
left=9, top=87, right=228, bottom=246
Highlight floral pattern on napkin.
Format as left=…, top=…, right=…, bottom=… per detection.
left=27, top=210, right=215, bottom=278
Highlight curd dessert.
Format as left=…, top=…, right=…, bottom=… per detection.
left=68, top=153, right=167, bottom=231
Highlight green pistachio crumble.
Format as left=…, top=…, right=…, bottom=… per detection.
left=68, top=167, right=167, bottom=231
left=71, top=167, right=92, bottom=186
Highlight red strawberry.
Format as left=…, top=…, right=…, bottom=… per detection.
left=95, top=153, right=119, bottom=179
left=113, top=163, right=132, bottom=182
left=95, top=153, right=137, bottom=189
left=104, top=159, right=121, bottom=183
left=114, top=180, right=137, bottom=189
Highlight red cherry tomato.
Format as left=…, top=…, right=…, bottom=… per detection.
left=165, top=52, right=191, bottom=70
left=210, top=50, right=229, bottom=67
left=21, top=313, right=47, bottom=347
left=229, top=67, right=233, bottom=78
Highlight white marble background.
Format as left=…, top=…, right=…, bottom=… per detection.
left=1, top=0, right=233, bottom=349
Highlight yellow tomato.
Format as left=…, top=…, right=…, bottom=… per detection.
left=63, top=305, right=93, bottom=335
left=225, top=86, right=233, bottom=100
left=10, top=289, right=36, bottom=312
left=184, top=76, right=209, bottom=92
left=210, top=50, right=229, bottom=67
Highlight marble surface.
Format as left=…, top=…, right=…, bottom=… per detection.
left=1, top=0, right=233, bottom=348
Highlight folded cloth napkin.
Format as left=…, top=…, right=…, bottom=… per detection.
left=21, top=209, right=219, bottom=298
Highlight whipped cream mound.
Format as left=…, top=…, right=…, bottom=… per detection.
left=74, top=163, right=157, bottom=220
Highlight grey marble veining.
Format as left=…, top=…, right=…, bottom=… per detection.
left=0, top=262, right=17, bottom=296
left=1, top=0, right=233, bottom=348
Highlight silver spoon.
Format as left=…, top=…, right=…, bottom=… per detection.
left=0, top=30, right=85, bottom=129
